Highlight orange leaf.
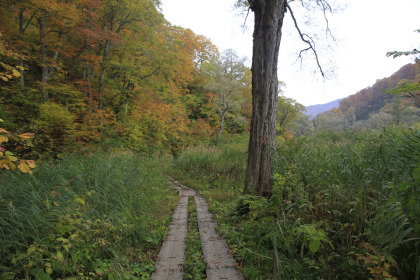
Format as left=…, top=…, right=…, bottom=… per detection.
left=19, top=133, right=35, bottom=139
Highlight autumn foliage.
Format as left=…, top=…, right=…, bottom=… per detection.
left=0, top=0, right=245, bottom=157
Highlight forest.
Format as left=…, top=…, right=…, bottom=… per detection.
left=1, top=0, right=420, bottom=279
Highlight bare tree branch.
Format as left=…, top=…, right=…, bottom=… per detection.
left=286, top=3, right=325, bottom=77
left=315, top=0, right=334, bottom=38
left=242, top=8, right=251, bottom=29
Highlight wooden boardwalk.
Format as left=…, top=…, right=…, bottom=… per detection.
left=151, top=178, right=243, bottom=280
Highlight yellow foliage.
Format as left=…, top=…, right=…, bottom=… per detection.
left=0, top=135, right=8, bottom=144
left=34, top=102, right=77, bottom=152
left=18, top=160, right=32, bottom=174
left=1, top=144, right=36, bottom=174
left=1, top=120, right=36, bottom=173
left=77, top=107, right=117, bottom=142
left=125, top=93, right=193, bottom=153
left=191, top=119, right=215, bottom=141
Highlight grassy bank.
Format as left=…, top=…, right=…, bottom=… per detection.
left=171, top=128, right=420, bottom=279
left=0, top=152, right=178, bottom=279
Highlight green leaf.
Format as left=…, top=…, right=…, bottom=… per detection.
left=1, top=272, right=16, bottom=280
left=35, top=271, right=52, bottom=280
left=12, top=68, right=20, bottom=77
left=413, top=166, right=420, bottom=182
left=74, top=197, right=85, bottom=206
left=308, top=240, right=320, bottom=253
left=27, top=245, right=37, bottom=255
left=45, top=267, right=53, bottom=275
left=56, top=251, right=64, bottom=262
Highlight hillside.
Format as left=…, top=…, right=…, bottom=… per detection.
left=312, top=61, right=420, bottom=130
left=304, top=98, right=344, bottom=119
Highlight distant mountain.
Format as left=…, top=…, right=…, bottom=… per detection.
left=304, top=98, right=344, bottom=119
left=324, top=61, right=419, bottom=122
left=309, top=61, right=420, bottom=131
left=304, top=61, right=419, bottom=121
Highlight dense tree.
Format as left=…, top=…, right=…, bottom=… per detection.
left=293, top=114, right=313, bottom=136
left=203, top=49, right=248, bottom=137
left=0, top=0, right=220, bottom=156
left=277, top=94, right=305, bottom=139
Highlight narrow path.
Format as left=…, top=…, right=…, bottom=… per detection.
left=151, top=177, right=243, bottom=280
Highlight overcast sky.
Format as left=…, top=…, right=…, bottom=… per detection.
left=160, top=0, right=420, bottom=106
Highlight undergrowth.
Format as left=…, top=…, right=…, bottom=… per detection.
left=0, top=151, right=178, bottom=279
left=171, top=128, right=420, bottom=279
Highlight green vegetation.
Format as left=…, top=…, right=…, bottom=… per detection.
left=184, top=197, right=207, bottom=280
left=0, top=152, right=178, bottom=279
left=1, top=1, right=419, bottom=279
left=171, top=128, right=420, bottom=279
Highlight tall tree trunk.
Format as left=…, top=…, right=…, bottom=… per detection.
left=244, top=0, right=287, bottom=197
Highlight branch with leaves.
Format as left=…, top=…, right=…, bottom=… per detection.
left=0, top=119, right=36, bottom=174
left=386, top=29, right=419, bottom=96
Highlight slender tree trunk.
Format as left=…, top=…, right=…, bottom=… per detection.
left=98, top=40, right=111, bottom=110
left=244, top=0, right=287, bottom=197
left=124, top=99, right=130, bottom=117
left=98, top=64, right=106, bottom=109
left=18, top=8, right=36, bottom=91
left=38, top=13, right=49, bottom=99
left=18, top=9, right=28, bottom=90
left=217, top=110, right=226, bottom=138
left=52, top=32, right=63, bottom=63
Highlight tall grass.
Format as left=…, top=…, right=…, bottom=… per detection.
left=170, top=135, right=247, bottom=193
left=173, top=128, right=420, bottom=279
left=271, top=128, right=420, bottom=279
left=0, top=152, right=178, bottom=279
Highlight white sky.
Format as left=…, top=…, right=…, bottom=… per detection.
left=160, top=0, right=420, bottom=106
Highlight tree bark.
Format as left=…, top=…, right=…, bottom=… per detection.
left=244, top=0, right=287, bottom=197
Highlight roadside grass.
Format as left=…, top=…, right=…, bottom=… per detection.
left=171, top=128, right=420, bottom=279
left=0, top=151, right=178, bottom=279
